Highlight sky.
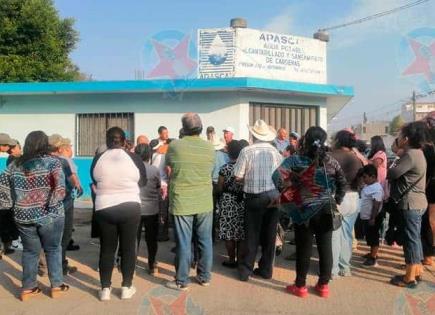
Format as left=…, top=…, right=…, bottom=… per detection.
left=54, top=0, right=435, bottom=130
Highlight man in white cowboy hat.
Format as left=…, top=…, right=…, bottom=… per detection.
left=234, top=119, right=282, bottom=282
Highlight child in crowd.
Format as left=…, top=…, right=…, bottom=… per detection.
left=359, top=164, right=384, bottom=267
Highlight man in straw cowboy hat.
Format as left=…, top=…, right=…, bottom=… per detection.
left=234, top=119, right=282, bottom=281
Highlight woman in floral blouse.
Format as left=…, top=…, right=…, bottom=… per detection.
left=272, top=127, right=346, bottom=299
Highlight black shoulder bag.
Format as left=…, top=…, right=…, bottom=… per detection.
left=323, top=162, right=343, bottom=231
left=385, top=172, right=425, bottom=213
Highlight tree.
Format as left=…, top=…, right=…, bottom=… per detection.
left=389, top=115, right=405, bottom=135
left=0, top=0, right=80, bottom=82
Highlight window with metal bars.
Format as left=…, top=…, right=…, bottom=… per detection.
left=249, top=102, right=318, bottom=136
left=76, top=113, right=134, bottom=156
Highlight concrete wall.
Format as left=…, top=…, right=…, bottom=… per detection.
left=0, top=89, right=328, bottom=198
left=0, top=91, right=244, bottom=146
left=0, top=90, right=327, bottom=146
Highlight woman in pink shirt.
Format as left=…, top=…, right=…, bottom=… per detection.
left=368, top=136, right=387, bottom=195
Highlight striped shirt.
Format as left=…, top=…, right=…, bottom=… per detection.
left=166, top=136, right=215, bottom=216
left=234, top=142, right=282, bottom=194
left=0, top=156, right=66, bottom=224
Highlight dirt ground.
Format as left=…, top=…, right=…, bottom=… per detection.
left=0, top=207, right=434, bottom=315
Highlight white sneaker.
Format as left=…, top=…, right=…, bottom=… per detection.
left=195, top=276, right=210, bottom=287
left=99, top=287, right=111, bottom=301
left=121, top=286, right=136, bottom=300
left=11, top=239, right=23, bottom=250
left=165, top=280, right=189, bottom=291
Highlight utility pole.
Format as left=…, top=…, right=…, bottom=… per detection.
left=412, top=90, right=417, bottom=121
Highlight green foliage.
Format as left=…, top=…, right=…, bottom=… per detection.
left=389, top=115, right=405, bottom=135
left=0, top=0, right=80, bottom=82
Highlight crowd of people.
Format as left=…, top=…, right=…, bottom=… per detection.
left=0, top=111, right=434, bottom=302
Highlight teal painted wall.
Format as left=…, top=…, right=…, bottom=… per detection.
left=0, top=157, right=93, bottom=199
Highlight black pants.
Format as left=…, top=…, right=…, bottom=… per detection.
left=239, top=191, right=279, bottom=279
left=90, top=185, right=100, bottom=238
left=61, top=198, right=74, bottom=270
left=421, top=209, right=434, bottom=257
left=362, top=215, right=383, bottom=247
left=0, top=210, right=19, bottom=244
left=212, top=183, right=220, bottom=243
left=137, top=214, right=159, bottom=268
left=96, top=202, right=140, bottom=288
left=158, top=197, right=169, bottom=241
left=294, top=209, right=333, bottom=287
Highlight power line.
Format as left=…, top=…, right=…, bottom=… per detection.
left=319, top=0, right=430, bottom=32
left=332, top=88, right=435, bottom=124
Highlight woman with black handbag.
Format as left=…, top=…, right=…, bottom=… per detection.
left=272, top=127, right=346, bottom=298
left=388, top=121, right=428, bottom=288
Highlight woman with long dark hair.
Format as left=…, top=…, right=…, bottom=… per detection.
left=272, top=127, right=346, bottom=298
left=368, top=136, right=387, bottom=195
left=0, top=131, right=69, bottom=301
left=330, top=130, right=366, bottom=277
left=91, top=127, right=147, bottom=301
left=388, top=122, right=427, bottom=288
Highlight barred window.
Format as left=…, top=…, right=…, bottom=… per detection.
left=76, top=113, right=134, bottom=156
left=249, top=102, right=318, bottom=136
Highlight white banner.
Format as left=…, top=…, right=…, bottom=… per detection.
left=234, top=28, right=327, bottom=83
left=198, top=28, right=327, bottom=84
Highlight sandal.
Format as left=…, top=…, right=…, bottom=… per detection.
left=390, top=275, right=418, bottom=289
left=20, top=287, right=42, bottom=301
left=50, top=284, right=70, bottom=298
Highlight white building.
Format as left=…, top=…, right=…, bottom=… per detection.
left=401, top=102, right=435, bottom=122
left=0, top=21, right=353, bottom=197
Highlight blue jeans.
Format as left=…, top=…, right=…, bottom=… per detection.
left=332, top=211, right=359, bottom=275
left=62, top=198, right=74, bottom=270
left=173, top=212, right=213, bottom=286
left=17, top=215, right=64, bottom=289
left=402, top=209, right=426, bottom=264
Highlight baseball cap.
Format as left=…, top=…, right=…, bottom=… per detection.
left=289, top=131, right=300, bottom=139
left=48, top=134, right=71, bottom=148
left=0, top=133, right=17, bottom=146
left=60, top=137, right=72, bottom=147
left=48, top=134, right=63, bottom=148
left=223, top=126, right=235, bottom=134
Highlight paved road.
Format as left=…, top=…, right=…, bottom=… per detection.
left=0, top=208, right=434, bottom=315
